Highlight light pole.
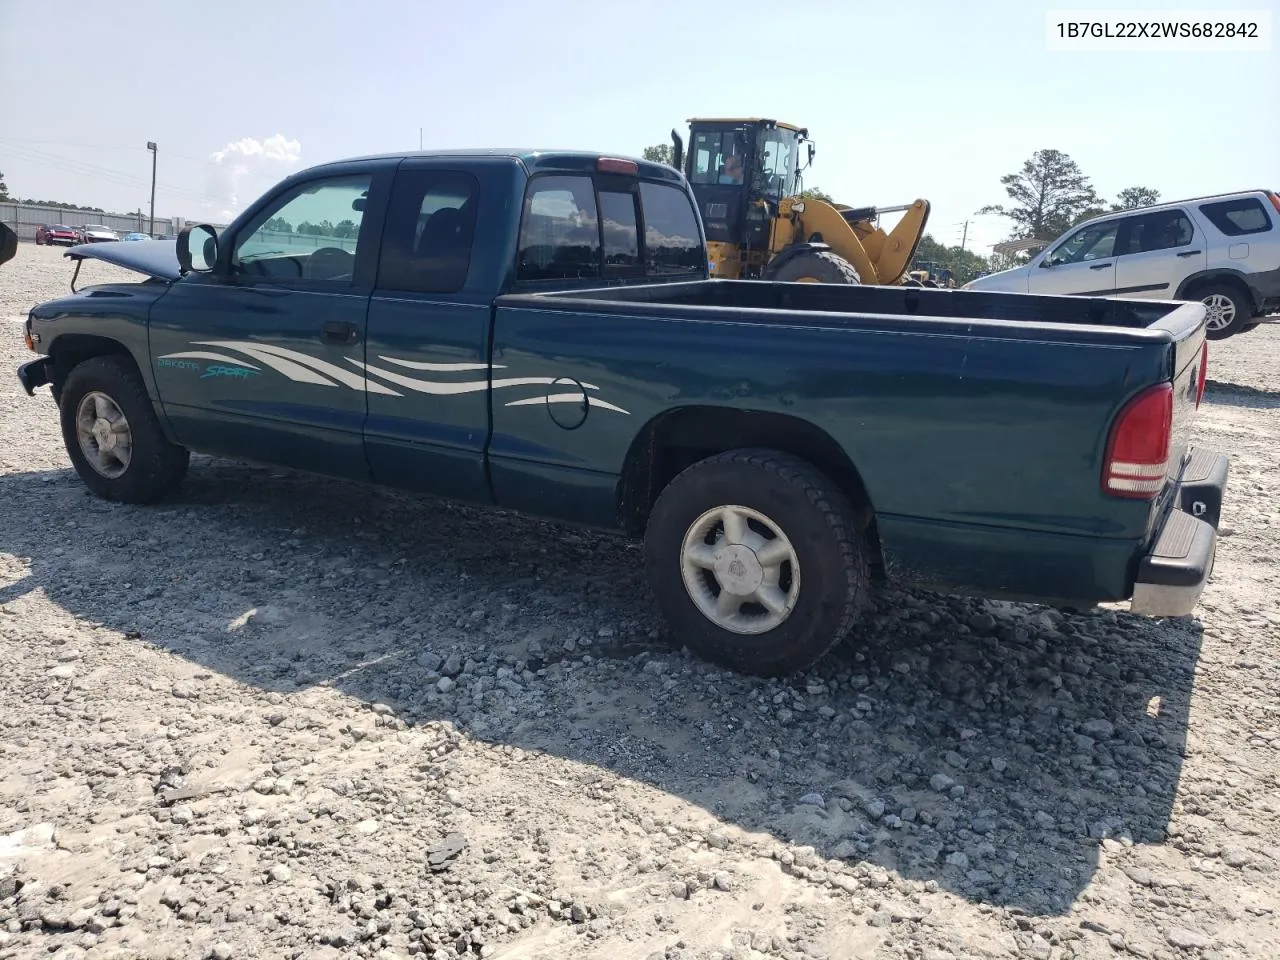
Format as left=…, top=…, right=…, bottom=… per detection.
left=146, top=141, right=157, bottom=237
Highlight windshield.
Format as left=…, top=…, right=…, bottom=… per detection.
left=756, top=128, right=800, bottom=200
left=85, top=225, right=112, bottom=232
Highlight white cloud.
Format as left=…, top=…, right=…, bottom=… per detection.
left=205, top=134, right=302, bottom=222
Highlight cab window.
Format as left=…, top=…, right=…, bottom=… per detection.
left=689, top=130, right=749, bottom=186
left=758, top=130, right=799, bottom=200
left=377, top=170, right=478, bottom=293
left=231, top=174, right=372, bottom=283
left=516, top=176, right=602, bottom=282
left=639, top=181, right=703, bottom=274
left=599, top=190, right=641, bottom=275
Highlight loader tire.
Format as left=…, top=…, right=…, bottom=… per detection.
left=771, top=250, right=861, bottom=285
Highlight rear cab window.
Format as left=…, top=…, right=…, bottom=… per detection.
left=1198, top=197, right=1273, bottom=236
left=516, top=171, right=703, bottom=285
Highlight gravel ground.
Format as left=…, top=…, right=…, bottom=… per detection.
left=1, top=242, right=1277, bottom=960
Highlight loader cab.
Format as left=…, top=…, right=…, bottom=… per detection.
left=680, top=118, right=811, bottom=277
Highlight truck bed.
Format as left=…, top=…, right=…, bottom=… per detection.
left=509, top=277, right=1202, bottom=340
left=491, top=277, right=1209, bottom=607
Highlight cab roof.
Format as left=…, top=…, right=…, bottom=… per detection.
left=304, top=148, right=686, bottom=181
left=686, top=117, right=808, bottom=134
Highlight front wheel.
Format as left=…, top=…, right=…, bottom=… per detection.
left=644, top=449, right=870, bottom=677
left=59, top=356, right=190, bottom=503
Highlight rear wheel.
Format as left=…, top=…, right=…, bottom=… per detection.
left=644, top=449, right=870, bottom=677
left=771, top=250, right=861, bottom=285
left=1196, top=284, right=1252, bottom=340
left=59, top=356, right=190, bottom=503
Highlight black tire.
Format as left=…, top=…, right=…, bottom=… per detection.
left=58, top=355, right=190, bottom=503
left=770, top=250, right=861, bottom=284
left=1195, top=283, right=1253, bottom=340
left=644, top=449, right=870, bottom=677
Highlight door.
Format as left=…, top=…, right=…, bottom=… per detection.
left=1027, top=218, right=1120, bottom=296
left=1113, top=208, right=1204, bottom=298
left=361, top=160, right=496, bottom=503
left=149, top=166, right=388, bottom=480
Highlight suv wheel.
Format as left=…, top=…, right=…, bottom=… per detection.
left=1198, top=284, right=1252, bottom=340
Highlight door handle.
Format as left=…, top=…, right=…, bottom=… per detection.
left=1089, top=263, right=1111, bottom=270
left=320, top=321, right=358, bottom=345
left=1177, top=250, right=1202, bottom=257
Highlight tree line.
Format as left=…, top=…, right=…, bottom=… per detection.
left=0, top=169, right=108, bottom=213
left=640, top=144, right=1163, bottom=283
left=261, top=216, right=359, bottom=238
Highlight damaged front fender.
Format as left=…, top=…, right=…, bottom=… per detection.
left=17, top=356, right=54, bottom=396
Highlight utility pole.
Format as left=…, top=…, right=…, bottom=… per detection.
left=959, top=219, right=970, bottom=253
left=146, top=141, right=157, bottom=237
left=419, top=127, right=423, bottom=151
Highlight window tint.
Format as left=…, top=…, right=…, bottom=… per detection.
left=517, top=176, right=601, bottom=282
left=639, top=181, right=703, bottom=274
left=599, top=190, right=640, bottom=273
left=1047, top=221, right=1119, bottom=265
left=1120, top=210, right=1194, bottom=255
left=232, top=174, right=372, bottom=283
left=378, top=170, right=478, bottom=293
left=1198, top=197, right=1272, bottom=236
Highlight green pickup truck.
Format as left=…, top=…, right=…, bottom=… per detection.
left=15, top=148, right=1229, bottom=677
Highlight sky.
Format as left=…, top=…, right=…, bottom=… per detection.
left=1, top=0, right=1277, bottom=257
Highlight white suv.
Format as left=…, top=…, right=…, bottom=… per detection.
left=964, top=189, right=1280, bottom=339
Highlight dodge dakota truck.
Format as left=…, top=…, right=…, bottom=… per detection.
left=16, top=148, right=1230, bottom=677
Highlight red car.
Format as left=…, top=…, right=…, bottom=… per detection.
left=35, top=224, right=81, bottom=247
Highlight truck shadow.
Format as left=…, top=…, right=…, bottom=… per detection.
left=1202, top=380, right=1280, bottom=409
left=0, top=459, right=1200, bottom=918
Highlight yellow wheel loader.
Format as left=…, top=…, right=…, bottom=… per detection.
left=669, top=118, right=930, bottom=285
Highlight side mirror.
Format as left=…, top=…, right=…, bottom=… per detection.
left=177, top=224, right=219, bottom=275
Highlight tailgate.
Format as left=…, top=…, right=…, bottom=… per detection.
left=1099, top=300, right=1208, bottom=547
left=1142, top=312, right=1209, bottom=543
left=1166, top=316, right=1209, bottom=486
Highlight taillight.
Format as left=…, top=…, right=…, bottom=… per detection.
left=1103, top=382, right=1174, bottom=499
left=1195, top=340, right=1208, bottom=407
left=1269, top=191, right=1280, bottom=216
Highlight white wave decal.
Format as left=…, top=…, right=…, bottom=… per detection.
left=376, top=356, right=503, bottom=372
left=587, top=397, right=630, bottom=415
left=164, top=339, right=630, bottom=413
left=504, top=394, right=630, bottom=415
left=195, top=341, right=403, bottom=396
left=159, top=351, right=261, bottom=368
left=505, top=394, right=575, bottom=407
left=350, top=360, right=571, bottom=397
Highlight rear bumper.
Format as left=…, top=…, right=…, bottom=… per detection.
left=1129, top=447, right=1230, bottom=617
